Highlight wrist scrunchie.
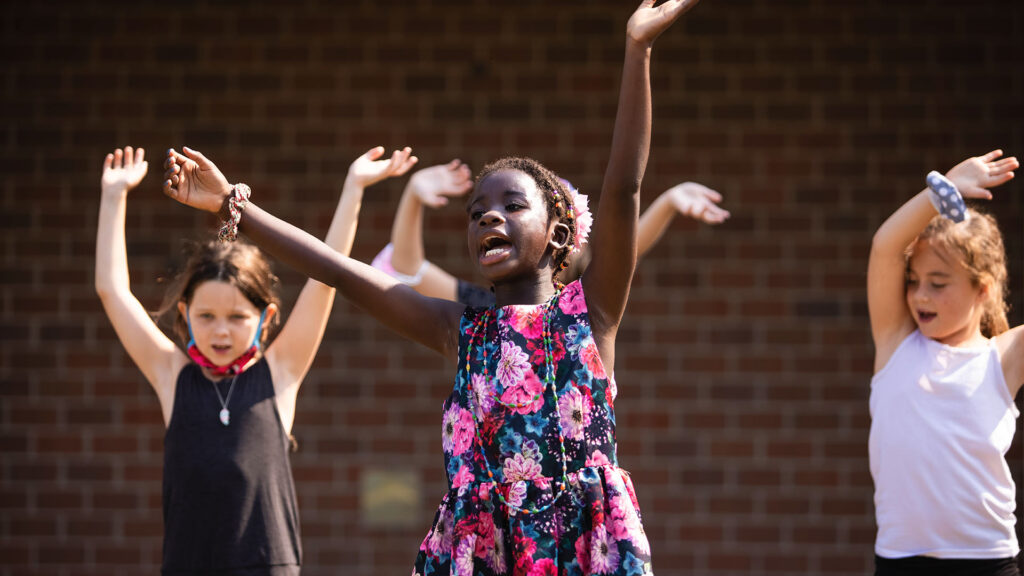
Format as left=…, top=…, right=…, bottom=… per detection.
left=371, top=243, right=428, bottom=286
left=925, top=171, right=967, bottom=223
left=218, top=183, right=251, bottom=242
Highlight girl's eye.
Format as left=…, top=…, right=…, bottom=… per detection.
left=470, top=210, right=483, bottom=220
left=931, top=283, right=946, bottom=290
left=506, top=203, right=523, bottom=212
left=199, top=313, right=215, bottom=320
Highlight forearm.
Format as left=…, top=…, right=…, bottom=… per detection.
left=236, top=203, right=454, bottom=351
left=324, top=176, right=366, bottom=257
left=95, top=191, right=131, bottom=297
left=636, top=192, right=675, bottom=258
left=390, top=183, right=427, bottom=275
left=871, top=190, right=936, bottom=257
left=602, top=41, right=652, bottom=212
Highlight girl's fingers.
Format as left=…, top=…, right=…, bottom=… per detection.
left=135, top=147, right=145, bottom=166
left=113, top=148, right=123, bottom=169
left=124, top=146, right=134, bottom=167
left=979, top=149, right=1003, bottom=162
left=104, top=153, right=114, bottom=171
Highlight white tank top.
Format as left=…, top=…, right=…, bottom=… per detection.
left=870, top=330, right=1019, bottom=559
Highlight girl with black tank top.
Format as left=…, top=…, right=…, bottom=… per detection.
left=95, top=145, right=418, bottom=574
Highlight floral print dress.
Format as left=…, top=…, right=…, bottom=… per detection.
left=413, top=280, right=653, bottom=576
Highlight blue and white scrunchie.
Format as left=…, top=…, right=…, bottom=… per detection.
left=925, top=171, right=968, bottom=223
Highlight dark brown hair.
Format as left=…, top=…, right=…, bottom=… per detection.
left=475, top=157, right=578, bottom=276
left=156, top=238, right=282, bottom=346
left=907, top=211, right=1010, bottom=337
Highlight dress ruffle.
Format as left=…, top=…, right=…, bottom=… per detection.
left=413, top=465, right=651, bottom=576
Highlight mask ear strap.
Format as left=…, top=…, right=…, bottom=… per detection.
left=184, top=306, right=197, bottom=347
left=251, top=308, right=268, bottom=349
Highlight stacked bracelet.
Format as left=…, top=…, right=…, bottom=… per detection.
left=925, top=171, right=967, bottom=223
left=218, top=184, right=251, bottom=242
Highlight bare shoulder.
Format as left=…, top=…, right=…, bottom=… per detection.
left=993, top=325, right=1024, bottom=397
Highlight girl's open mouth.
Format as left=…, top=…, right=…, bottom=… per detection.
left=917, top=311, right=936, bottom=323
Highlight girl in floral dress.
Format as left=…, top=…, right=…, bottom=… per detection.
left=161, top=1, right=703, bottom=573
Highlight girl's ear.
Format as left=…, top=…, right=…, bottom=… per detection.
left=975, top=279, right=991, bottom=304
left=549, top=221, right=571, bottom=251
left=177, top=300, right=188, bottom=320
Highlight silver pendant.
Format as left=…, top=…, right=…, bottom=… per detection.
left=219, top=408, right=230, bottom=426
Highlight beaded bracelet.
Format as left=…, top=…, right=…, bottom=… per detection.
left=925, top=171, right=967, bottom=223
left=218, top=183, right=251, bottom=242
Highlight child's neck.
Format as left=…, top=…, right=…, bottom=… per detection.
left=492, top=275, right=560, bottom=307
left=933, top=323, right=987, bottom=348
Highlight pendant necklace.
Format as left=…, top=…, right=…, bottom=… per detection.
left=211, top=375, right=239, bottom=426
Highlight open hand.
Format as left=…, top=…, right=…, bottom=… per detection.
left=945, top=150, right=1018, bottom=200
left=665, top=182, right=730, bottom=224
left=408, top=159, right=473, bottom=208
left=162, top=147, right=233, bottom=214
left=101, top=146, right=148, bottom=197
left=627, top=0, right=700, bottom=46
left=347, top=146, right=418, bottom=188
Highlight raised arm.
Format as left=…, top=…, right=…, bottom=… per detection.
left=582, top=0, right=699, bottom=363
left=163, top=147, right=464, bottom=361
left=381, top=159, right=473, bottom=301
left=868, top=150, right=1018, bottom=370
left=95, top=147, right=185, bottom=424
left=268, top=146, right=417, bottom=405
left=637, top=181, right=729, bottom=257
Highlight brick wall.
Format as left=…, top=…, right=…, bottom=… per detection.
left=2, top=1, right=1022, bottom=575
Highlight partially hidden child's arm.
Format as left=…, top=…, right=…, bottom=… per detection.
left=383, top=160, right=473, bottom=301
left=95, top=147, right=184, bottom=422
left=994, top=325, right=1024, bottom=398
left=868, top=150, right=1017, bottom=370
left=163, top=147, right=465, bottom=361
left=269, top=146, right=418, bottom=391
left=636, top=181, right=729, bottom=257
left=583, top=0, right=700, bottom=368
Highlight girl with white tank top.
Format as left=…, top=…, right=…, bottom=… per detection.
left=866, top=150, right=1024, bottom=575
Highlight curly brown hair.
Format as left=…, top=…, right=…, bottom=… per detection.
left=907, top=211, right=1010, bottom=337
left=155, top=237, right=282, bottom=347
left=474, top=157, right=579, bottom=277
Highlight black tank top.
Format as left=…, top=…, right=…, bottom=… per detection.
left=162, top=358, right=301, bottom=575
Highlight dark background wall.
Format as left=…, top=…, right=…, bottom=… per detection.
left=2, top=1, right=1022, bottom=575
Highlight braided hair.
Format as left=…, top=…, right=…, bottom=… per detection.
left=475, top=157, right=579, bottom=285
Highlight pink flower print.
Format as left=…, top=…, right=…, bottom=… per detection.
left=506, top=480, right=527, bottom=508
left=607, top=487, right=648, bottom=553
left=474, top=512, right=496, bottom=556
left=574, top=533, right=591, bottom=574
left=502, top=452, right=542, bottom=483
left=558, top=280, right=587, bottom=316
left=496, top=340, right=531, bottom=389
left=590, top=525, right=621, bottom=574
left=558, top=386, right=592, bottom=441
left=585, top=450, right=612, bottom=468
left=443, top=403, right=475, bottom=456
left=579, top=340, right=607, bottom=379
left=454, top=536, right=476, bottom=576
left=506, top=305, right=545, bottom=340
left=471, top=372, right=496, bottom=418
left=513, top=533, right=537, bottom=575
left=528, top=558, right=557, bottom=576
left=452, top=465, right=475, bottom=489
left=427, top=511, right=454, bottom=556
left=500, top=370, right=545, bottom=415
